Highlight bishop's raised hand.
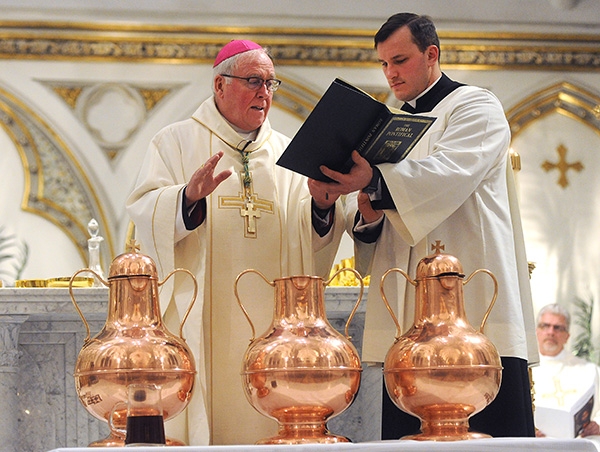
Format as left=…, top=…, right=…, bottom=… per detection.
left=185, top=151, right=232, bottom=205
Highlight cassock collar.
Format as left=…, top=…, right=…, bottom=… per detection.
left=191, top=97, right=273, bottom=153
left=402, top=73, right=465, bottom=114
left=404, top=75, right=441, bottom=110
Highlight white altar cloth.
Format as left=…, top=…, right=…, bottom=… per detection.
left=47, top=437, right=599, bottom=452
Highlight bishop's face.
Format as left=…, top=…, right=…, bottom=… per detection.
left=536, top=312, right=570, bottom=357
left=376, top=26, right=440, bottom=103
left=214, top=52, right=274, bottom=132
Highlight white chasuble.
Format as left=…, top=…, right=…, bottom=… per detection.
left=127, top=97, right=344, bottom=445
left=532, top=351, right=600, bottom=437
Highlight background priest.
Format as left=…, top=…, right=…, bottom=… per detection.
left=533, top=303, right=600, bottom=438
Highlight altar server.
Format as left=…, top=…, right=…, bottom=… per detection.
left=312, top=13, right=538, bottom=438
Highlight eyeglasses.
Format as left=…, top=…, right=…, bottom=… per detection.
left=220, top=74, right=282, bottom=92
left=537, top=323, right=568, bottom=333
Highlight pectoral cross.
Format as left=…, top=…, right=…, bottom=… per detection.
left=541, top=144, right=583, bottom=189
left=219, top=175, right=274, bottom=238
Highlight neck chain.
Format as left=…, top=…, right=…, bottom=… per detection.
left=217, top=135, right=254, bottom=192
left=238, top=148, right=252, bottom=190
left=235, top=140, right=252, bottom=193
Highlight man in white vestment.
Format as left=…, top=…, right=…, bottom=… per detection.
left=126, top=40, right=344, bottom=445
left=533, top=303, right=600, bottom=438
left=311, top=13, right=538, bottom=438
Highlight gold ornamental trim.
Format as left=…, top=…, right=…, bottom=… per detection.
left=0, top=86, right=116, bottom=264
left=507, top=82, right=600, bottom=139
left=0, top=21, right=598, bottom=71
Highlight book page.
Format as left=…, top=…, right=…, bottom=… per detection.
left=535, top=383, right=595, bottom=438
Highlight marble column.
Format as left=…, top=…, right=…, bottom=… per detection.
left=0, top=315, right=27, bottom=450
left=0, top=287, right=109, bottom=449
left=326, top=287, right=383, bottom=442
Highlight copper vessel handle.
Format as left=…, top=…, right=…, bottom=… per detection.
left=69, top=268, right=108, bottom=343
left=234, top=269, right=274, bottom=342
left=463, top=268, right=498, bottom=333
left=159, top=268, right=198, bottom=340
left=325, top=267, right=365, bottom=340
left=108, top=401, right=127, bottom=437
left=380, top=268, right=417, bottom=340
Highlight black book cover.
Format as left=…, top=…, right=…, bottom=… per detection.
left=276, top=78, right=435, bottom=182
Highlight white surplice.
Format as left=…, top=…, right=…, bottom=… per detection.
left=345, top=85, right=538, bottom=365
left=127, top=97, right=344, bottom=445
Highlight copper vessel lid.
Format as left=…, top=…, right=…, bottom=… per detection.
left=108, top=242, right=157, bottom=279
left=415, top=251, right=464, bottom=279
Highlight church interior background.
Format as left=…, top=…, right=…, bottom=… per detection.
left=0, top=0, right=599, bottom=449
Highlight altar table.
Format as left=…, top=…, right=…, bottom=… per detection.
left=47, top=437, right=600, bottom=452
left=0, top=286, right=375, bottom=450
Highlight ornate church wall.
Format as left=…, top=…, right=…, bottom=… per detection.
left=0, top=21, right=599, bottom=353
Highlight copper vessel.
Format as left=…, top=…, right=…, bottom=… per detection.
left=234, top=268, right=364, bottom=444
left=69, top=247, right=197, bottom=447
left=380, top=251, right=502, bottom=441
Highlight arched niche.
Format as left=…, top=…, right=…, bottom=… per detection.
left=0, top=87, right=115, bottom=270
left=506, top=81, right=600, bottom=357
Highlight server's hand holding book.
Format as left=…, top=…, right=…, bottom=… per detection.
left=276, top=78, right=436, bottom=182
left=535, top=384, right=595, bottom=438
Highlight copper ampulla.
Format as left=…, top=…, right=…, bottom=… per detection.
left=235, top=268, right=364, bottom=444
left=380, top=251, right=503, bottom=441
left=70, top=247, right=197, bottom=447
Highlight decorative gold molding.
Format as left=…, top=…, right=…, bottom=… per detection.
left=273, top=76, right=322, bottom=121
left=137, top=88, right=172, bottom=111
left=50, top=86, right=83, bottom=109
left=0, top=21, right=598, bottom=71
left=40, top=80, right=181, bottom=159
left=506, top=82, right=597, bottom=190
left=441, top=44, right=600, bottom=71
left=506, top=82, right=600, bottom=139
left=275, top=75, right=392, bottom=122
left=50, top=83, right=172, bottom=113
left=0, top=86, right=115, bottom=264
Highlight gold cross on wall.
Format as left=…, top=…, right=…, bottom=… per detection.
left=541, top=144, right=583, bottom=188
left=219, top=176, right=274, bottom=238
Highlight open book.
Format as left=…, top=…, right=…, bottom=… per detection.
left=535, top=383, right=595, bottom=438
left=276, top=78, right=436, bottom=182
